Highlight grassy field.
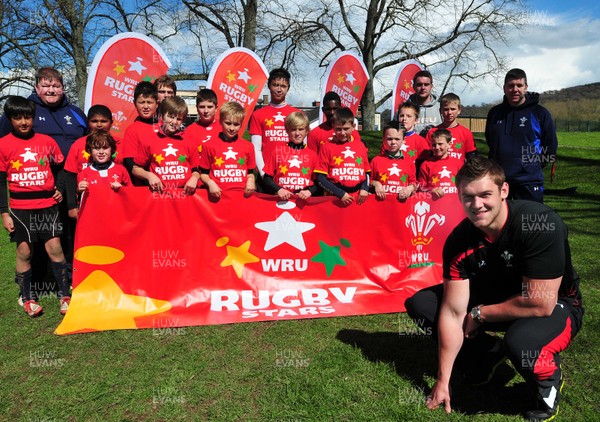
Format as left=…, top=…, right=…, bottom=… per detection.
left=1, top=133, right=599, bottom=421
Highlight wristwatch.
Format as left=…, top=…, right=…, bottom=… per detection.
left=470, top=305, right=483, bottom=323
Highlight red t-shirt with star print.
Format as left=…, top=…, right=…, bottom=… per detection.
left=184, top=119, right=222, bottom=161
left=0, top=132, right=64, bottom=209
left=426, top=123, right=476, bottom=163
left=307, top=123, right=362, bottom=155
left=263, top=145, right=318, bottom=191
left=370, top=154, right=416, bottom=195
left=198, top=137, right=256, bottom=190
left=64, top=134, right=123, bottom=174
left=314, top=137, right=370, bottom=188
left=379, top=131, right=430, bottom=164
left=249, top=104, right=300, bottom=159
left=133, top=131, right=199, bottom=189
left=417, top=155, right=463, bottom=194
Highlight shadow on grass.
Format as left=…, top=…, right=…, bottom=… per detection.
left=335, top=328, right=533, bottom=417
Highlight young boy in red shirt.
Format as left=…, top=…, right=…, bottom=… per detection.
left=199, top=102, right=256, bottom=199
left=65, top=105, right=122, bottom=219
left=425, top=93, right=477, bottom=162
left=307, top=91, right=362, bottom=155
left=249, top=68, right=300, bottom=178
left=0, top=96, right=71, bottom=316
left=371, top=121, right=417, bottom=201
left=262, top=111, right=319, bottom=200
left=122, top=82, right=159, bottom=182
left=314, top=107, right=370, bottom=205
left=77, top=131, right=131, bottom=193
left=184, top=88, right=222, bottom=158
left=418, top=128, right=463, bottom=199
left=132, top=96, right=200, bottom=194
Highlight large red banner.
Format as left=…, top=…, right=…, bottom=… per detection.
left=391, top=60, right=424, bottom=118
left=206, top=47, right=269, bottom=131
left=320, top=51, right=370, bottom=123
left=85, top=32, right=171, bottom=136
left=55, top=188, right=465, bottom=335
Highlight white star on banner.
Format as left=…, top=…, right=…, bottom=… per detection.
left=255, top=211, right=315, bottom=251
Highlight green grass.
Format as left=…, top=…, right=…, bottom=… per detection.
left=1, top=132, right=599, bottom=420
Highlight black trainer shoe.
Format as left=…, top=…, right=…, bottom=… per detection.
left=524, top=378, right=564, bottom=422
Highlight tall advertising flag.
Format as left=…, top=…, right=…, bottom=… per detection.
left=391, top=60, right=424, bottom=119
left=206, top=47, right=269, bottom=131
left=320, top=51, right=370, bottom=123
left=85, top=32, right=171, bottom=136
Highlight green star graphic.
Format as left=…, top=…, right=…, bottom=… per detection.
left=400, top=174, right=408, bottom=183
left=38, top=158, right=46, bottom=166
left=353, top=85, right=359, bottom=93
left=452, top=176, right=456, bottom=183
left=142, top=75, right=154, bottom=82
left=248, top=84, right=257, bottom=93
left=408, top=150, right=416, bottom=157
left=238, top=157, right=246, bottom=166
left=178, top=154, right=187, bottom=163
left=301, top=167, right=309, bottom=175
left=455, top=143, right=463, bottom=150
left=355, top=156, right=363, bottom=165
left=310, top=238, right=351, bottom=277
left=112, top=151, right=118, bottom=160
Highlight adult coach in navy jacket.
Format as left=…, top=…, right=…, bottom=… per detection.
left=485, top=68, right=557, bottom=203
left=0, top=67, right=88, bottom=154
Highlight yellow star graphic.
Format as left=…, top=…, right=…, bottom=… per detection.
left=113, top=61, right=126, bottom=76
left=197, top=145, right=203, bottom=153
left=219, top=239, right=260, bottom=278
left=214, top=156, right=224, bottom=167
left=11, top=160, right=23, bottom=170
left=337, top=73, right=345, bottom=84
left=279, top=165, right=288, bottom=175
left=380, top=173, right=388, bottom=183
left=55, top=245, right=171, bottom=334
left=265, top=119, right=274, bottom=128
left=404, top=79, right=411, bottom=90
left=82, top=150, right=90, bottom=160
left=432, top=176, right=439, bottom=184
left=334, top=156, right=344, bottom=165
left=154, top=153, right=165, bottom=164
left=226, top=71, right=236, bottom=82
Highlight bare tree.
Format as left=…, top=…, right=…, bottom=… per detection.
left=272, top=0, right=525, bottom=129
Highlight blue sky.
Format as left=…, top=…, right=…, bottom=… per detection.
left=287, top=0, right=600, bottom=107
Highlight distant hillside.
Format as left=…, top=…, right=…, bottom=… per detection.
left=462, top=82, right=600, bottom=123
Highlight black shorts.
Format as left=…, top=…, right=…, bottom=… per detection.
left=9, top=206, right=63, bottom=244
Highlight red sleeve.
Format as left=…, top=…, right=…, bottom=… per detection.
left=464, top=128, right=476, bottom=154
left=48, top=136, right=64, bottom=165
left=417, top=161, right=429, bottom=189
left=407, top=159, right=416, bottom=184
left=77, top=167, right=89, bottom=185
left=198, top=142, right=212, bottom=170
left=248, top=111, right=262, bottom=136
left=246, top=141, right=256, bottom=170
left=118, top=165, right=132, bottom=185
left=132, top=138, right=149, bottom=167
left=64, top=137, right=85, bottom=173
left=122, top=124, right=138, bottom=159
left=262, top=151, right=275, bottom=176
left=314, top=143, right=331, bottom=175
